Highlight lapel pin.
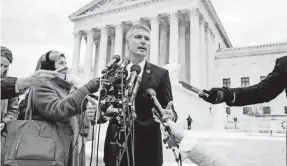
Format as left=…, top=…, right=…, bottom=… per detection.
left=146, top=70, right=150, bottom=73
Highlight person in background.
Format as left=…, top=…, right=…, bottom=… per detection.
left=0, top=46, right=19, bottom=148
left=187, top=115, right=192, bottom=130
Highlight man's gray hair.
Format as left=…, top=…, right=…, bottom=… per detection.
left=126, top=24, right=151, bottom=42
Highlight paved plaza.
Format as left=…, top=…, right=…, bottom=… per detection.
left=85, top=128, right=286, bottom=166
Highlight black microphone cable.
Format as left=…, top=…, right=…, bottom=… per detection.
left=120, top=65, right=131, bottom=166
left=67, top=94, right=90, bottom=165
left=90, top=76, right=105, bottom=166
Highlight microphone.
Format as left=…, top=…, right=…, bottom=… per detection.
left=129, top=76, right=142, bottom=103
left=146, top=89, right=179, bottom=156
left=119, top=57, right=131, bottom=70
left=101, top=55, right=121, bottom=74
left=127, top=65, right=141, bottom=89
left=179, top=81, right=209, bottom=98
left=146, top=88, right=166, bottom=121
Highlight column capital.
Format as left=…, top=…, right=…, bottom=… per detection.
left=208, top=28, right=213, bottom=35
left=159, top=19, right=168, bottom=27
left=114, top=23, right=124, bottom=30
left=188, top=8, right=200, bottom=18
left=199, top=20, right=205, bottom=27
left=204, top=22, right=209, bottom=32
left=207, top=28, right=215, bottom=39
left=83, top=36, right=87, bottom=43
left=86, top=29, right=96, bottom=36
left=73, top=31, right=83, bottom=39
left=149, top=16, right=160, bottom=24
left=179, top=19, right=188, bottom=25
left=98, top=25, right=109, bottom=31
left=131, top=20, right=141, bottom=25
left=94, top=39, right=100, bottom=44
left=167, top=12, right=179, bottom=21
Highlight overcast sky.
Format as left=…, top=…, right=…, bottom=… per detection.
left=1, top=0, right=287, bottom=77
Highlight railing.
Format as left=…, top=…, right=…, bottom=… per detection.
left=225, top=116, right=287, bottom=135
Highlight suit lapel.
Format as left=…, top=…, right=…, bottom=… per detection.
left=140, top=61, right=152, bottom=87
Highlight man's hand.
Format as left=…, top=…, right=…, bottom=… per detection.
left=199, top=87, right=234, bottom=104
left=86, top=96, right=99, bottom=121
left=16, top=70, right=58, bottom=90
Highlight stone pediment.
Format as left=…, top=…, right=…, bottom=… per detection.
left=69, top=0, right=149, bottom=20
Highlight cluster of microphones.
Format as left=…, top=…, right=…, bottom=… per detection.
left=99, top=54, right=209, bottom=117
left=97, top=55, right=167, bottom=119
left=97, top=55, right=143, bottom=111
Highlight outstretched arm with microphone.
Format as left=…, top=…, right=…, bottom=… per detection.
left=199, top=57, right=287, bottom=106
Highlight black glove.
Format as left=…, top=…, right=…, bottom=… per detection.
left=85, top=78, right=100, bottom=93
left=199, top=87, right=234, bottom=104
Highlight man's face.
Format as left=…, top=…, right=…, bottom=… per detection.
left=127, top=28, right=150, bottom=58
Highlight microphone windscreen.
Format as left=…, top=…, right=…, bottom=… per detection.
left=112, top=55, right=121, bottom=62
left=146, top=88, right=156, bottom=97
left=130, top=64, right=141, bottom=74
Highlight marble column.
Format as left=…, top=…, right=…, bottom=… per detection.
left=125, top=42, right=129, bottom=58
left=97, top=26, right=109, bottom=76
left=106, top=38, right=112, bottom=62
left=185, top=27, right=191, bottom=83
left=72, top=31, right=82, bottom=75
left=93, top=41, right=99, bottom=77
left=159, top=23, right=168, bottom=66
left=204, top=24, right=210, bottom=88
left=189, top=9, right=201, bottom=87
left=179, top=21, right=186, bottom=82
left=210, top=30, right=216, bottom=88
left=114, top=24, right=123, bottom=57
left=206, top=27, right=215, bottom=89
left=150, top=16, right=160, bottom=65
left=199, top=20, right=207, bottom=89
left=110, top=34, right=115, bottom=59
left=84, top=29, right=94, bottom=83
left=169, top=12, right=179, bottom=65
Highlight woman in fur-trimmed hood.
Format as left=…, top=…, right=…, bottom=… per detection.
left=24, top=50, right=93, bottom=166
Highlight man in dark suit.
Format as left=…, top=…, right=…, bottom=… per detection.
left=199, top=56, right=287, bottom=107
left=1, top=46, right=58, bottom=100
left=103, top=24, right=177, bottom=166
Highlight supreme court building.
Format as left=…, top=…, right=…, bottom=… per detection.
left=69, top=0, right=287, bottom=131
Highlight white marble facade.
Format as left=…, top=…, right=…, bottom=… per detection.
left=69, top=0, right=231, bottom=88
left=70, top=0, right=287, bottom=131
left=215, top=42, right=287, bottom=131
